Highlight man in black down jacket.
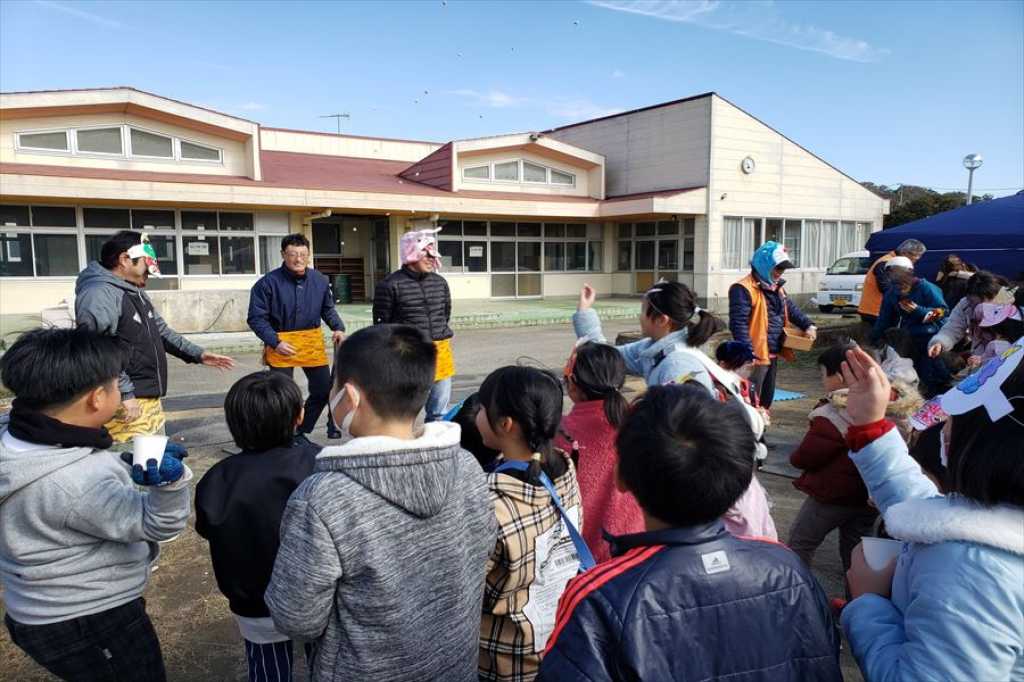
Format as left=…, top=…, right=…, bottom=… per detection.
left=372, top=228, right=454, bottom=421
left=539, top=385, right=842, bottom=682
left=75, top=230, right=235, bottom=443
left=247, top=233, right=346, bottom=439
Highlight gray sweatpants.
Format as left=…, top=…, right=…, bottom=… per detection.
left=788, top=496, right=878, bottom=572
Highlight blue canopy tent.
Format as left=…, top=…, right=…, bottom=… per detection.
left=865, top=192, right=1024, bottom=282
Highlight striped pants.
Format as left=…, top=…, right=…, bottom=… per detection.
left=243, top=639, right=311, bottom=682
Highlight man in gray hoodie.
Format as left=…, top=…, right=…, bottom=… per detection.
left=75, top=230, right=234, bottom=443
left=0, top=328, right=192, bottom=681
left=266, top=324, right=497, bottom=681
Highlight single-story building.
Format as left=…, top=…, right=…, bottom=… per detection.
left=0, top=87, right=888, bottom=328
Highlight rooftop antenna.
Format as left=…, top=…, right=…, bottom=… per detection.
left=319, top=113, right=350, bottom=134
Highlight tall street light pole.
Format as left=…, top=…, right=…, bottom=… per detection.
left=963, top=153, right=983, bottom=205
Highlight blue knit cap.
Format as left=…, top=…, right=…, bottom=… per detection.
left=751, top=241, right=793, bottom=284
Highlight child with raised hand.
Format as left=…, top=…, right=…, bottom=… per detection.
left=558, top=341, right=643, bottom=563
left=195, top=372, right=320, bottom=682
left=265, top=324, right=496, bottom=682
left=476, top=366, right=588, bottom=681
left=0, top=328, right=190, bottom=682
left=840, top=345, right=1024, bottom=682
left=574, top=281, right=725, bottom=391
left=538, top=384, right=842, bottom=682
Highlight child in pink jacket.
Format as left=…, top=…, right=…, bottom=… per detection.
left=557, top=342, right=645, bottom=562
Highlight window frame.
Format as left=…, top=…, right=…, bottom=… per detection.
left=72, top=125, right=127, bottom=158
left=719, top=216, right=873, bottom=271
left=435, top=219, right=601, bottom=277
left=459, top=159, right=577, bottom=188
left=14, top=128, right=70, bottom=154
left=127, top=125, right=175, bottom=160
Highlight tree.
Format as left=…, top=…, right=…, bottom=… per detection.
left=861, top=183, right=993, bottom=228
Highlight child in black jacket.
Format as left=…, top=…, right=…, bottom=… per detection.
left=195, top=372, right=319, bottom=682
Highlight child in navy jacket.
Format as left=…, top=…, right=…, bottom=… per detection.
left=538, top=384, right=842, bottom=682
left=195, top=372, right=319, bottom=682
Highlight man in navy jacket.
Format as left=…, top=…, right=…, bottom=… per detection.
left=538, top=385, right=842, bottom=682
left=247, top=233, right=345, bottom=438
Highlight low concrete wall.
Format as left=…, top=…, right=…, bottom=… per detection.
left=149, top=289, right=251, bottom=334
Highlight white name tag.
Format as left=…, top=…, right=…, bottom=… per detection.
left=701, top=550, right=731, bottom=575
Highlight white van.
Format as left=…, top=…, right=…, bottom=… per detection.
left=811, top=250, right=873, bottom=313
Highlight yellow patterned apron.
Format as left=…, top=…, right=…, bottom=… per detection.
left=263, top=328, right=329, bottom=368
left=105, top=398, right=167, bottom=443
left=434, top=338, right=455, bottom=382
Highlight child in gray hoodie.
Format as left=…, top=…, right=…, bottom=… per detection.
left=0, top=328, right=191, bottom=682
left=266, top=324, right=497, bottom=681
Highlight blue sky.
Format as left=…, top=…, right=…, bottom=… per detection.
left=2, top=0, right=1022, bottom=196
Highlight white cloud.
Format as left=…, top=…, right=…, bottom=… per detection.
left=547, top=98, right=624, bottom=121
left=611, top=68, right=626, bottom=78
left=588, top=0, right=889, bottom=63
left=238, top=102, right=266, bottom=111
left=33, top=0, right=124, bottom=29
left=448, top=89, right=528, bottom=108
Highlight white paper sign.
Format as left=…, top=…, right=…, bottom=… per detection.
left=187, top=241, right=210, bottom=256
left=469, top=246, right=484, bottom=257
left=522, top=505, right=581, bottom=652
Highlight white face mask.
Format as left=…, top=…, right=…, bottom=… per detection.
left=329, top=384, right=360, bottom=442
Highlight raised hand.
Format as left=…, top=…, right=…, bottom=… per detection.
left=839, top=347, right=891, bottom=426
left=578, top=284, right=597, bottom=311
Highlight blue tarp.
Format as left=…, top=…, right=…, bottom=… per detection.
left=865, top=192, right=1024, bottom=282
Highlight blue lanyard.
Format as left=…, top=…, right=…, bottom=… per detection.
left=494, top=460, right=596, bottom=572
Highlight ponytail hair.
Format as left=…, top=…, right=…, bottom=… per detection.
left=644, top=280, right=725, bottom=347
left=569, top=342, right=628, bottom=427
left=478, top=365, right=567, bottom=485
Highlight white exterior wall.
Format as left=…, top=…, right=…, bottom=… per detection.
left=1, top=113, right=252, bottom=176
left=548, top=97, right=711, bottom=196
left=457, top=150, right=592, bottom=198
left=705, top=95, right=888, bottom=300
left=259, top=128, right=441, bottom=162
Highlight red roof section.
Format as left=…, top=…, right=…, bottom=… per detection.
left=0, top=151, right=597, bottom=203
left=398, top=142, right=452, bottom=190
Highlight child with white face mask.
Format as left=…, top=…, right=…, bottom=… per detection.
left=265, top=324, right=497, bottom=682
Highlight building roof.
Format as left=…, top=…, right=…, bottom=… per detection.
left=260, top=126, right=441, bottom=145
left=0, top=150, right=597, bottom=203
left=545, top=92, right=716, bottom=133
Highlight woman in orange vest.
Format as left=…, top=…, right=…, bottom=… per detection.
left=729, top=242, right=817, bottom=409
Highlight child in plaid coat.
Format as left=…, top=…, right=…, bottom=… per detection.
left=475, top=366, right=586, bottom=682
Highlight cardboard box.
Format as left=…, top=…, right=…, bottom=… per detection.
left=783, top=326, right=815, bottom=352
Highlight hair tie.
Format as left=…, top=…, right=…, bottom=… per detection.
left=693, top=305, right=703, bottom=315
left=531, top=452, right=543, bottom=462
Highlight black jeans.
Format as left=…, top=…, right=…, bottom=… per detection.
left=750, top=358, right=779, bottom=409
left=5, top=598, right=166, bottom=682
left=269, top=365, right=336, bottom=434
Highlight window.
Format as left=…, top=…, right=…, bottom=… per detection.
left=635, top=222, right=656, bottom=237
left=635, top=241, right=655, bottom=270
left=132, top=209, right=175, bottom=231
left=77, top=127, right=123, bottom=155
left=617, top=241, right=632, bottom=271
left=545, top=243, right=565, bottom=271
left=722, top=217, right=759, bottom=269
left=181, top=211, right=217, bottom=231
left=516, top=222, right=541, bottom=237
left=463, top=165, right=490, bottom=180
left=491, top=241, right=516, bottom=271
left=517, top=242, right=541, bottom=271
left=550, top=169, right=575, bottom=185
left=438, top=219, right=463, bottom=236
left=523, top=162, right=547, bottom=183
left=565, top=224, right=586, bottom=239
left=439, top=240, right=464, bottom=271
left=220, top=236, right=255, bottom=275
left=219, top=212, right=254, bottom=231
left=183, top=236, right=219, bottom=275
left=682, top=218, right=695, bottom=271
left=259, top=235, right=282, bottom=275
left=544, top=223, right=565, bottom=238
left=657, top=220, right=678, bottom=236
left=180, top=140, right=220, bottom=161
left=784, top=219, right=802, bottom=267
left=804, top=220, right=822, bottom=268
left=587, top=241, right=603, bottom=272
left=33, top=235, right=79, bottom=276
left=465, top=241, right=487, bottom=271
left=491, top=221, right=516, bottom=237
left=464, top=221, right=487, bottom=236
left=31, top=206, right=76, bottom=227
left=494, top=161, right=519, bottom=181
left=658, top=240, right=678, bottom=270
left=84, top=207, right=131, bottom=229
left=130, top=128, right=173, bottom=158
left=566, top=242, right=587, bottom=271
left=0, top=205, right=31, bottom=226
left=18, top=131, right=68, bottom=151
left=0, top=233, right=33, bottom=276
left=617, top=224, right=633, bottom=239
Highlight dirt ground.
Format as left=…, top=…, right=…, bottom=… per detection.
left=1, top=348, right=865, bottom=682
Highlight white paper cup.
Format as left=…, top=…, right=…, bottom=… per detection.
left=861, top=537, right=903, bottom=570
left=132, top=435, right=168, bottom=469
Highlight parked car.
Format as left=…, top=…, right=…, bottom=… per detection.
left=811, top=250, right=872, bottom=313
